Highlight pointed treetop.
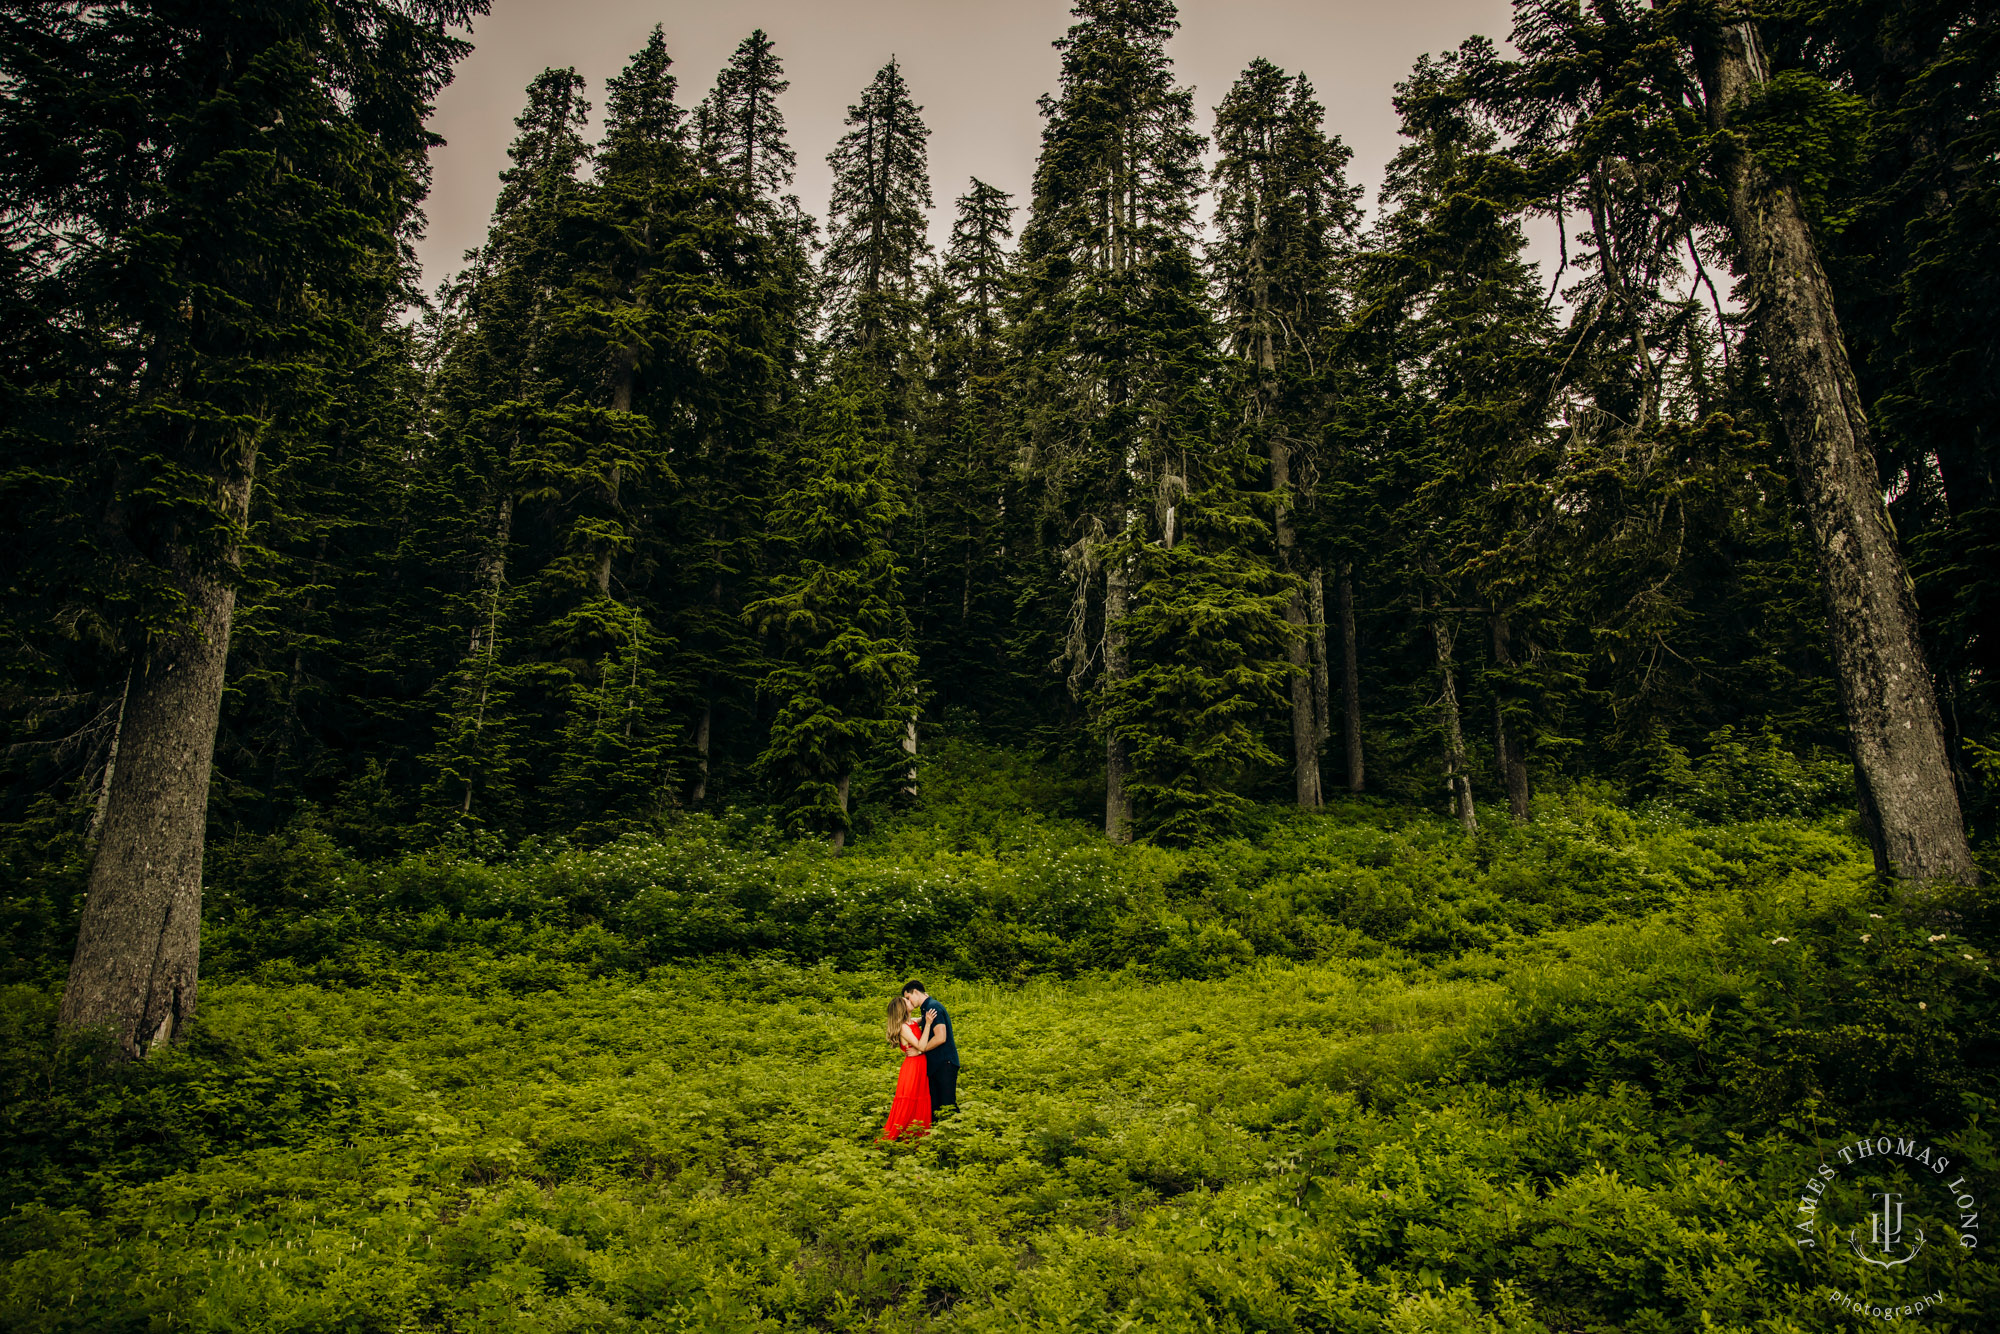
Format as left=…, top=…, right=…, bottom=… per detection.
left=601, top=26, right=682, bottom=168
left=702, top=28, right=795, bottom=198
left=946, top=178, right=1014, bottom=337
left=493, top=66, right=591, bottom=223
left=822, top=55, right=934, bottom=351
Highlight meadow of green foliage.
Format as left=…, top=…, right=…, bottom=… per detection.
left=3, top=742, right=1997, bottom=1331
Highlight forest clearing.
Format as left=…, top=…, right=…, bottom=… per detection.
left=7, top=750, right=1993, bottom=1330
left=3, top=0, right=1997, bottom=1328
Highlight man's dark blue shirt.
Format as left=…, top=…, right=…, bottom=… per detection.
left=921, top=997, right=959, bottom=1069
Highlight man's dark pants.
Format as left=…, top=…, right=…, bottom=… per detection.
left=927, top=1059, right=958, bottom=1118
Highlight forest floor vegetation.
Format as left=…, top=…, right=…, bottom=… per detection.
left=2, top=743, right=1996, bottom=1330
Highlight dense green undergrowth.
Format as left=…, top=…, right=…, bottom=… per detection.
left=3, top=743, right=1997, bottom=1330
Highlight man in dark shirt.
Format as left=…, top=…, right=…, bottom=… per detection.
left=901, top=980, right=958, bottom=1118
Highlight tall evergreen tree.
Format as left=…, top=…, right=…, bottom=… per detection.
left=912, top=181, right=1027, bottom=730
left=748, top=393, right=918, bottom=848
left=1012, top=0, right=1216, bottom=843
left=530, top=27, right=689, bottom=830
left=699, top=30, right=796, bottom=203
left=1210, top=60, right=1361, bottom=811
left=1764, top=0, right=2000, bottom=844
left=679, top=31, right=812, bottom=808
left=0, top=0, right=484, bottom=1054
left=1099, top=459, right=1302, bottom=844
left=823, top=57, right=933, bottom=380
left=421, top=66, right=591, bottom=830
left=1461, top=0, right=1977, bottom=884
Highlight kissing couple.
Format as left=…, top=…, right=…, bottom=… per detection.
left=880, top=980, right=958, bottom=1141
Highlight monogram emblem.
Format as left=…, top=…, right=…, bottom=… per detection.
left=1848, top=1190, right=1926, bottom=1268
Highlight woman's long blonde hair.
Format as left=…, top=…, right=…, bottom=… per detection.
left=885, top=995, right=912, bottom=1047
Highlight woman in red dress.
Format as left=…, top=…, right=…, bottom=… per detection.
left=879, top=995, right=934, bottom=1141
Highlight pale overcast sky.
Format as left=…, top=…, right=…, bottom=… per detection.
left=415, top=0, right=1524, bottom=292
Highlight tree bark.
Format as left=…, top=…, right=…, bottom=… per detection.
left=1489, top=614, right=1531, bottom=823
left=1308, top=568, right=1332, bottom=751
left=1338, top=565, right=1365, bottom=794
left=831, top=771, right=851, bottom=852
left=461, top=491, right=513, bottom=815
left=60, top=461, right=255, bottom=1056
left=87, top=668, right=133, bottom=847
left=1270, top=437, right=1322, bottom=810
left=1434, top=618, right=1477, bottom=836
left=596, top=358, right=634, bottom=596
left=1104, top=549, right=1134, bottom=845
left=1697, top=12, right=1975, bottom=888
left=691, top=695, right=712, bottom=807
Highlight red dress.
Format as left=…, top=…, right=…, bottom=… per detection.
left=880, top=1020, right=932, bottom=1141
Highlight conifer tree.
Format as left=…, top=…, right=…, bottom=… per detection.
left=912, top=181, right=1025, bottom=728
left=1012, top=0, right=1215, bottom=843
left=1099, top=460, right=1302, bottom=844
left=679, top=30, right=811, bottom=807
left=1344, top=51, right=1559, bottom=829
left=823, top=57, right=934, bottom=380
left=421, top=66, right=591, bottom=829
left=0, top=0, right=484, bottom=1054
left=1210, top=60, right=1361, bottom=810
left=699, top=30, right=796, bottom=203
left=1692, top=6, right=1975, bottom=886
left=529, top=28, right=690, bottom=828
left=748, top=393, right=918, bottom=848
left=1458, top=0, right=1977, bottom=883
left=948, top=179, right=1015, bottom=345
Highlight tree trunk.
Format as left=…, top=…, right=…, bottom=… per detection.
left=690, top=570, right=725, bottom=809
left=1270, top=437, right=1322, bottom=810
left=1434, top=618, right=1477, bottom=836
left=831, top=771, right=851, bottom=852
left=461, top=491, right=514, bottom=815
left=1104, top=548, right=1133, bottom=845
left=1697, top=12, right=1975, bottom=888
left=87, top=668, right=133, bottom=847
left=1489, top=614, right=1531, bottom=823
left=901, top=706, right=919, bottom=800
left=60, top=461, right=255, bottom=1056
left=691, top=694, right=712, bottom=807
left=596, top=359, right=634, bottom=596
left=1338, top=565, right=1365, bottom=794
left=1308, top=568, right=1332, bottom=751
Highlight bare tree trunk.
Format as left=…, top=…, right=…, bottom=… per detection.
left=831, top=771, right=852, bottom=852
left=1104, top=551, right=1133, bottom=845
left=1697, top=12, right=1975, bottom=888
left=60, top=460, right=255, bottom=1056
left=596, top=360, right=634, bottom=596
left=1434, top=618, right=1477, bottom=836
left=461, top=492, right=513, bottom=815
left=691, top=695, right=712, bottom=807
left=689, top=571, right=724, bottom=808
left=1270, top=438, right=1322, bottom=810
left=1308, top=568, right=1332, bottom=751
left=1339, top=565, right=1365, bottom=794
left=1489, top=614, right=1531, bottom=823
left=901, top=705, right=919, bottom=800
